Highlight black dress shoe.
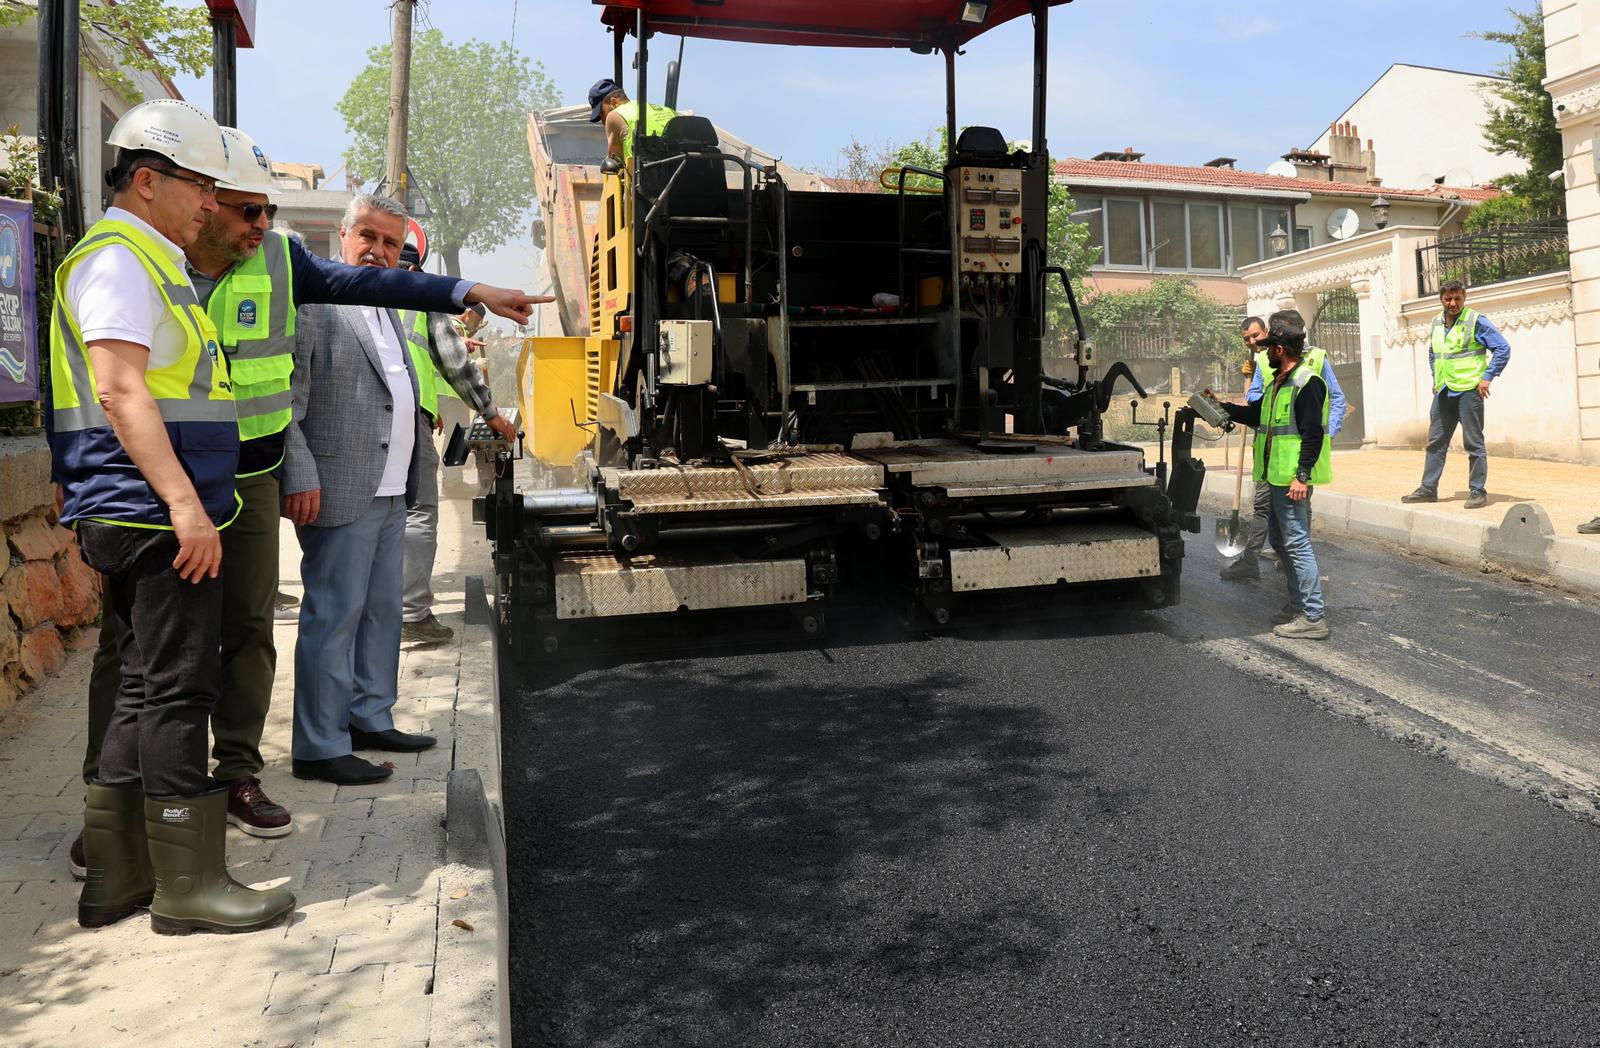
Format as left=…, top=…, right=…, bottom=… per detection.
left=349, top=726, right=437, bottom=753
left=292, top=754, right=393, bottom=785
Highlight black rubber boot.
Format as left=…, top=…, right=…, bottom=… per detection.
left=144, top=787, right=296, bottom=935
left=78, top=783, right=155, bottom=928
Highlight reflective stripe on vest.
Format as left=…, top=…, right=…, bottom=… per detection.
left=49, top=218, right=240, bottom=529
left=1253, top=363, right=1332, bottom=487
left=210, top=230, right=297, bottom=445
left=396, top=309, right=440, bottom=418
left=1431, top=308, right=1486, bottom=392
left=616, top=100, right=679, bottom=162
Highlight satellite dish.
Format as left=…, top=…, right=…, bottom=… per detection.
left=1442, top=167, right=1474, bottom=188
left=1327, top=207, right=1360, bottom=240
left=1265, top=160, right=1297, bottom=179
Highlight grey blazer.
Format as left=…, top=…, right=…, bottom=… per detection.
left=282, top=302, right=430, bottom=529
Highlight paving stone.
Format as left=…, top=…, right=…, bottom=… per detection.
left=313, top=999, right=432, bottom=1046
left=380, top=962, right=435, bottom=1001
left=0, top=836, right=59, bottom=861
left=266, top=963, right=386, bottom=1015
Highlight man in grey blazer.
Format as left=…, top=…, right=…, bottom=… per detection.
left=280, top=195, right=455, bottom=784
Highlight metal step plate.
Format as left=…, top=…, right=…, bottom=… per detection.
left=553, top=552, right=807, bottom=619
left=948, top=521, right=1160, bottom=593
left=608, top=452, right=886, bottom=514
left=854, top=439, right=1149, bottom=491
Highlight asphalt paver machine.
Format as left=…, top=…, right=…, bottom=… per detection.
left=485, top=0, right=1207, bottom=658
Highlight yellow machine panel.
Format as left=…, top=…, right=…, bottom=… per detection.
left=518, top=335, right=618, bottom=471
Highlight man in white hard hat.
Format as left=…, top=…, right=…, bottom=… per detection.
left=49, top=99, right=295, bottom=934
left=71, top=126, right=548, bottom=858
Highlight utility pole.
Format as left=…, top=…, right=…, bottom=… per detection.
left=383, top=0, right=416, bottom=212
left=202, top=3, right=258, bottom=126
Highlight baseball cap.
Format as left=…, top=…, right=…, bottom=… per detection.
left=588, top=78, right=622, bottom=122
left=1263, top=310, right=1306, bottom=350
left=399, top=243, right=422, bottom=270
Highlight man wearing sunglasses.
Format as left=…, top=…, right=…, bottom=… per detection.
left=73, top=127, right=553, bottom=858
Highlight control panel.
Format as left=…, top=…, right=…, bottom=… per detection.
left=956, top=167, right=1023, bottom=274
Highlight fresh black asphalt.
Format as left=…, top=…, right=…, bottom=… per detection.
left=501, top=524, right=1600, bottom=1047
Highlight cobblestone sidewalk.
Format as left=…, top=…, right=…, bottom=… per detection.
left=0, top=499, right=500, bottom=1048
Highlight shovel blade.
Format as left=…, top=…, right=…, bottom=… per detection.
left=1215, top=512, right=1248, bottom=557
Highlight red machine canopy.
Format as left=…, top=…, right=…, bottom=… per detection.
left=596, top=0, right=1072, bottom=49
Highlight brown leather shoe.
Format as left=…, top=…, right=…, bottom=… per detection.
left=69, top=829, right=87, bottom=880
left=226, top=777, right=293, bottom=839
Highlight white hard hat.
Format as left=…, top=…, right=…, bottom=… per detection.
left=106, top=99, right=231, bottom=183
left=217, top=127, right=279, bottom=196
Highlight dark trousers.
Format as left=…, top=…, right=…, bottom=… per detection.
left=78, top=523, right=222, bottom=798
left=83, top=472, right=280, bottom=784
left=1234, top=478, right=1312, bottom=565
left=1421, top=388, right=1487, bottom=496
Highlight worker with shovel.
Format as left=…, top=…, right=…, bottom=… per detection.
left=1220, top=314, right=1345, bottom=581
left=1218, top=312, right=1332, bottom=640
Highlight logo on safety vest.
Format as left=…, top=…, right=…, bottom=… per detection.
left=206, top=339, right=221, bottom=365
left=237, top=299, right=257, bottom=327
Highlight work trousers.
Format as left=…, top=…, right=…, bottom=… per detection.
left=1267, top=485, right=1324, bottom=622
left=293, top=496, right=406, bottom=761
left=1233, top=479, right=1312, bottom=565
left=402, top=423, right=442, bottom=623
left=1420, top=387, right=1487, bottom=496
left=78, top=523, right=221, bottom=798
left=83, top=472, right=280, bottom=785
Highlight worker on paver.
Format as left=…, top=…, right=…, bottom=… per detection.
left=50, top=100, right=295, bottom=933
left=1218, top=312, right=1333, bottom=640
left=395, top=245, right=516, bottom=647
left=1401, top=280, right=1511, bottom=510
left=70, top=128, right=543, bottom=874
left=589, top=77, right=678, bottom=173
left=1221, top=313, right=1347, bottom=581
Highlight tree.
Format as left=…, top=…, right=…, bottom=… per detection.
left=337, top=30, right=561, bottom=276
left=0, top=0, right=213, bottom=103
left=872, top=128, right=1099, bottom=348
left=1079, top=276, right=1240, bottom=380
left=1477, top=6, right=1564, bottom=214
left=831, top=136, right=894, bottom=185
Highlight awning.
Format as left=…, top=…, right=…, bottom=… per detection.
left=595, top=0, right=1072, bottom=49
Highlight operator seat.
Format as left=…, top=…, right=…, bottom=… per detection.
left=638, top=115, right=730, bottom=223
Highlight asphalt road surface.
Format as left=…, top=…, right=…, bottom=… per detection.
left=501, top=521, right=1600, bottom=1048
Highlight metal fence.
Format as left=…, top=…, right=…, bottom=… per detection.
left=1416, top=214, right=1569, bottom=296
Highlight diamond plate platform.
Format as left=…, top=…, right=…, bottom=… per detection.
left=947, top=521, right=1160, bottom=592
left=854, top=440, right=1147, bottom=489
left=608, top=452, right=886, bottom=514
left=553, top=552, right=807, bottom=619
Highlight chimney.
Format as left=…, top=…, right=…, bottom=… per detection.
left=1283, top=148, right=1331, bottom=180
left=1091, top=147, right=1145, bottom=162
left=1203, top=157, right=1238, bottom=169
left=1328, top=121, right=1367, bottom=184
left=1360, top=137, right=1380, bottom=185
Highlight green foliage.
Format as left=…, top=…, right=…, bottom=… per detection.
left=0, top=125, right=63, bottom=225
left=1476, top=6, right=1565, bottom=214
left=1079, top=276, right=1240, bottom=371
left=0, top=0, right=213, bottom=103
left=1460, top=192, right=1535, bottom=232
left=337, top=29, right=561, bottom=275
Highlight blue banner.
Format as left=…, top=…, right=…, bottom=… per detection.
left=0, top=197, right=38, bottom=405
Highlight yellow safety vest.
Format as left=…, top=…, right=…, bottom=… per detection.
left=49, top=218, right=240, bottom=528
left=208, top=230, right=297, bottom=453
left=616, top=100, right=679, bottom=162
left=1431, top=307, right=1487, bottom=392
left=1255, top=362, right=1332, bottom=487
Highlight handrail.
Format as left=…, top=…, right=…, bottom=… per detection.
left=893, top=164, right=950, bottom=311
left=878, top=166, right=943, bottom=194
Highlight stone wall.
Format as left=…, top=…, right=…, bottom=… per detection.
left=0, top=436, right=100, bottom=719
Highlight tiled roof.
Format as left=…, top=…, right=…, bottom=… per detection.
left=1054, top=158, right=1501, bottom=202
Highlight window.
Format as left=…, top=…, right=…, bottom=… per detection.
left=1151, top=199, right=1224, bottom=272
left=1072, top=194, right=1145, bottom=268
left=1228, top=206, right=1296, bottom=269
left=1294, top=226, right=1313, bottom=253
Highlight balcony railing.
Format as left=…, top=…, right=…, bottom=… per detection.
left=1416, top=214, right=1569, bottom=297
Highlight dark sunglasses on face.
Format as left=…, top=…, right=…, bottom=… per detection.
left=220, top=201, right=279, bottom=221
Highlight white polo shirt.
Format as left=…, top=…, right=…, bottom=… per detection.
left=361, top=306, right=417, bottom=497
left=65, top=207, right=192, bottom=369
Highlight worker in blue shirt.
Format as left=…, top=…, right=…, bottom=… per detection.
left=1402, top=280, right=1511, bottom=510
left=1220, top=312, right=1347, bottom=581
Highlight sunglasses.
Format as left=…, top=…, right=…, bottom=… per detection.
left=220, top=201, right=280, bottom=222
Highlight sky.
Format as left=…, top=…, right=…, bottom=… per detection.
left=170, top=0, right=1527, bottom=304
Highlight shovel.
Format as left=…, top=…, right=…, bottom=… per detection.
left=1215, top=427, right=1249, bottom=557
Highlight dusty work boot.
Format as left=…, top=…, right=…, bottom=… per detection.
left=401, top=613, right=454, bottom=646
left=1400, top=487, right=1438, bottom=504
left=1219, top=556, right=1259, bottom=582
left=1273, top=615, right=1330, bottom=640
left=1579, top=517, right=1600, bottom=535
left=78, top=783, right=155, bottom=928
left=144, top=787, right=296, bottom=935
left=1464, top=491, right=1488, bottom=510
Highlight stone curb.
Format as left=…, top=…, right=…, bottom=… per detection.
left=1200, top=469, right=1600, bottom=600
left=429, top=578, right=511, bottom=1048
